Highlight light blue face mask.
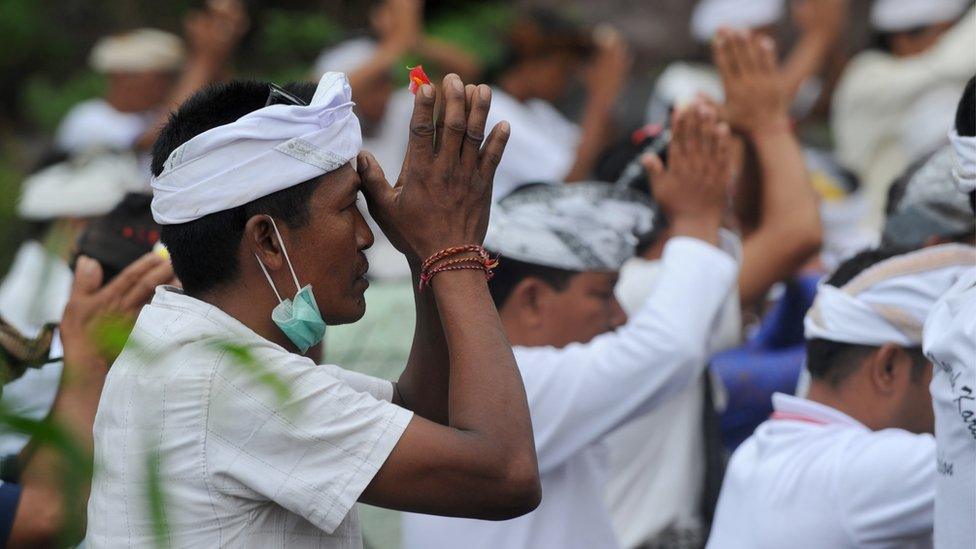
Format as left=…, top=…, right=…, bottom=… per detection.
left=255, top=217, right=326, bottom=354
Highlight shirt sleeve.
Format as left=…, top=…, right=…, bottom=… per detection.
left=838, top=431, right=936, bottom=544
left=319, top=363, right=396, bottom=402
left=518, top=236, right=738, bottom=473
left=206, top=353, right=413, bottom=534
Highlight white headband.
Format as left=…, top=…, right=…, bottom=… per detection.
left=151, top=72, right=362, bottom=225
left=949, top=129, right=976, bottom=193
left=486, top=182, right=655, bottom=272
left=691, top=0, right=785, bottom=42
left=870, top=0, right=969, bottom=32
left=90, top=28, right=185, bottom=73
left=805, top=244, right=976, bottom=346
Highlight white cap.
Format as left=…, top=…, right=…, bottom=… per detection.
left=89, top=28, right=185, bottom=73
left=691, top=0, right=785, bottom=42
left=312, top=38, right=379, bottom=79
left=18, top=152, right=144, bottom=221
left=870, top=0, right=969, bottom=32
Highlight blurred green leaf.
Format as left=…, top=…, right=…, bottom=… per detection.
left=214, top=341, right=292, bottom=406
left=146, top=445, right=170, bottom=549
left=22, top=72, right=106, bottom=133
left=257, top=9, right=341, bottom=69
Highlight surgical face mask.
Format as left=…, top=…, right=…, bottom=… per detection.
left=255, top=217, right=326, bottom=353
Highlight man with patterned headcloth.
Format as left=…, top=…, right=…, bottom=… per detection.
left=86, top=70, right=543, bottom=548
left=403, top=103, right=740, bottom=549
left=708, top=243, right=976, bottom=548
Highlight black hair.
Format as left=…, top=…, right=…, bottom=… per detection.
left=487, top=254, right=578, bottom=308
left=956, top=76, right=976, bottom=213
left=153, top=80, right=322, bottom=296
left=806, top=246, right=929, bottom=387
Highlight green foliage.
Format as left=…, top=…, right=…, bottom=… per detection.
left=214, top=341, right=293, bottom=407
left=146, top=446, right=171, bottom=549
left=0, top=152, right=24, bottom=275
left=256, top=9, right=341, bottom=69
left=427, top=3, right=514, bottom=67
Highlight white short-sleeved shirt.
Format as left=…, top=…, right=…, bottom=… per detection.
left=86, top=287, right=413, bottom=548
left=402, top=236, right=739, bottom=549
left=708, top=393, right=935, bottom=549
left=923, top=269, right=976, bottom=549
left=55, top=99, right=155, bottom=153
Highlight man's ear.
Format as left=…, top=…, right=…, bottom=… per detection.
left=867, top=343, right=912, bottom=396
left=245, top=214, right=285, bottom=271
left=509, top=278, right=550, bottom=330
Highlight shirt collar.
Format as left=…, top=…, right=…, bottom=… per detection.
left=771, top=392, right=868, bottom=430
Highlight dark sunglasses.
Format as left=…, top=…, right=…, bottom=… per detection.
left=265, top=83, right=308, bottom=107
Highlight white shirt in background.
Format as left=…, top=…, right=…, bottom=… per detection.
left=55, top=98, right=154, bottom=154
left=606, top=239, right=742, bottom=549
left=708, top=392, right=935, bottom=549
left=402, top=236, right=738, bottom=549
left=485, top=88, right=580, bottom=201
left=923, top=269, right=976, bottom=549
left=0, top=241, right=72, bottom=455
left=86, top=287, right=413, bottom=548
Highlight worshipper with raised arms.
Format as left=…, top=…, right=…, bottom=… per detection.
left=402, top=101, right=741, bottom=549
left=923, top=76, right=976, bottom=549
left=708, top=244, right=976, bottom=548
left=85, top=72, right=541, bottom=548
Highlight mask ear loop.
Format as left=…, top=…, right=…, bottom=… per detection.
left=254, top=215, right=303, bottom=302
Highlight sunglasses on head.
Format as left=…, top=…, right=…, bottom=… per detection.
left=265, top=83, right=308, bottom=107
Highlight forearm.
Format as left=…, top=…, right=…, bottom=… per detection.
left=565, top=99, right=613, bottom=182
left=395, top=262, right=451, bottom=424
left=415, top=37, right=482, bottom=81
left=135, top=57, right=224, bottom=150
left=348, top=44, right=403, bottom=97
left=781, top=33, right=833, bottom=103
left=739, top=127, right=822, bottom=305
left=431, top=271, right=533, bottom=453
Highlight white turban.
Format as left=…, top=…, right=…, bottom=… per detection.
left=18, top=152, right=144, bottom=221
left=691, top=0, right=785, bottom=42
left=151, top=72, right=362, bottom=225
left=485, top=183, right=655, bottom=272
left=870, top=0, right=970, bottom=32
left=89, top=29, right=185, bottom=73
left=949, top=129, right=976, bottom=193
left=805, top=244, right=976, bottom=346
left=312, top=38, right=378, bottom=79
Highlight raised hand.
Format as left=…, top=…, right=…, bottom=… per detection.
left=373, top=0, right=423, bottom=52
left=60, top=253, right=175, bottom=366
left=713, top=29, right=788, bottom=135
left=792, top=0, right=847, bottom=42
left=642, top=102, right=732, bottom=244
left=358, top=74, right=511, bottom=263
left=585, top=25, right=631, bottom=105
left=185, top=0, right=248, bottom=67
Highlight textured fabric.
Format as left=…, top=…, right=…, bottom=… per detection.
left=923, top=269, right=976, bottom=548
left=484, top=88, right=580, bottom=202
left=691, top=0, right=785, bottom=41
left=870, top=0, right=970, bottom=32
left=151, top=72, right=362, bottom=225
left=486, top=182, right=655, bottom=272
left=403, top=236, right=739, bottom=549
left=883, top=146, right=975, bottom=248
left=708, top=393, right=936, bottom=548
left=804, top=244, right=976, bottom=346
left=86, top=287, right=412, bottom=548
left=89, top=28, right=185, bottom=72
left=832, top=8, right=975, bottom=232
left=948, top=129, right=976, bottom=193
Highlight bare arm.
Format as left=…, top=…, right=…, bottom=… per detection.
left=714, top=30, right=822, bottom=309
left=8, top=254, right=174, bottom=547
left=780, top=0, right=847, bottom=103
left=358, top=75, right=539, bottom=518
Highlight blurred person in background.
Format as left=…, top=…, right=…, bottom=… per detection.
left=708, top=244, right=974, bottom=548
left=484, top=8, right=630, bottom=201
left=603, top=30, right=823, bottom=548
left=0, top=152, right=146, bottom=457
left=647, top=0, right=848, bottom=126
left=55, top=0, right=247, bottom=160
left=923, top=76, right=975, bottom=549
left=0, top=253, right=174, bottom=547
left=832, top=0, right=973, bottom=233
left=404, top=102, right=739, bottom=549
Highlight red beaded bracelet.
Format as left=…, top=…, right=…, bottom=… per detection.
left=419, top=245, right=499, bottom=290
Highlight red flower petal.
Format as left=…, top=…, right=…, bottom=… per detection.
left=407, top=65, right=432, bottom=94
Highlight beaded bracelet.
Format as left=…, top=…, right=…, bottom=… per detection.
left=419, top=245, right=499, bottom=290
left=421, top=244, right=491, bottom=272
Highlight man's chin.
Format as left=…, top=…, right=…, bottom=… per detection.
left=325, top=301, right=367, bottom=326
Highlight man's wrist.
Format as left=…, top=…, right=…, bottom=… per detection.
left=669, top=215, right=722, bottom=246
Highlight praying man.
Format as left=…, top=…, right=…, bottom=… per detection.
left=84, top=72, right=542, bottom=547
left=403, top=102, right=741, bottom=549
left=707, top=243, right=976, bottom=548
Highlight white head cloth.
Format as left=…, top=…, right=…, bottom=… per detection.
left=18, top=152, right=144, bottom=221
left=151, top=72, right=362, bottom=225
left=312, top=38, right=378, bottom=79
left=870, top=0, right=969, bottom=32
left=691, top=0, right=785, bottom=42
left=485, top=182, right=655, bottom=272
left=805, top=244, right=976, bottom=346
left=949, top=129, right=976, bottom=193
left=89, top=29, right=185, bottom=73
